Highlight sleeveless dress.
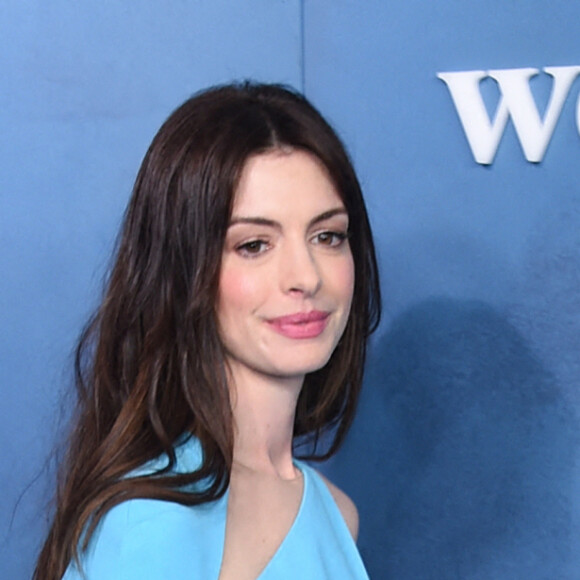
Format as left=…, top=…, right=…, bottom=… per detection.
left=62, top=436, right=369, bottom=579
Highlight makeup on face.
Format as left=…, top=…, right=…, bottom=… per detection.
left=217, top=149, right=355, bottom=382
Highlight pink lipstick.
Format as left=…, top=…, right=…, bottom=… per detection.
left=267, top=310, right=330, bottom=339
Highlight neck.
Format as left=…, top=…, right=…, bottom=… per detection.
left=228, top=361, right=303, bottom=480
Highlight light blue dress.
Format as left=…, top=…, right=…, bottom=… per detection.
left=62, top=436, right=369, bottom=579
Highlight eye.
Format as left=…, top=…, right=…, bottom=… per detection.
left=313, top=230, right=349, bottom=247
left=235, top=239, right=270, bottom=257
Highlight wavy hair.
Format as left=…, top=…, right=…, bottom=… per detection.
left=34, top=81, right=381, bottom=580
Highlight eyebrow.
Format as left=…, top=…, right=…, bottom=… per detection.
left=229, top=207, right=348, bottom=229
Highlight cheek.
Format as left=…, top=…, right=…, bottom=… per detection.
left=217, top=263, right=265, bottom=322
left=335, top=254, right=355, bottom=306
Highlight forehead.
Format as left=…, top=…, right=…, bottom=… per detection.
left=232, top=150, right=344, bottom=215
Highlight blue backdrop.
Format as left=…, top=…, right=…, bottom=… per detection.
left=2, top=1, right=579, bottom=578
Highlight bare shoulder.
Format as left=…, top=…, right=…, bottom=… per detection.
left=317, top=471, right=359, bottom=541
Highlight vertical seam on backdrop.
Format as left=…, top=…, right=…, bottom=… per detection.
left=300, top=0, right=306, bottom=93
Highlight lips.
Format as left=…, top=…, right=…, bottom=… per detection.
left=267, top=310, right=330, bottom=339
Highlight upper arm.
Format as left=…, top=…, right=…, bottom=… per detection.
left=318, top=473, right=360, bottom=541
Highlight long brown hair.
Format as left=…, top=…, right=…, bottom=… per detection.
left=34, top=81, right=381, bottom=580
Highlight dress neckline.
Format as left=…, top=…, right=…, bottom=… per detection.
left=215, top=460, right=308, bottom=580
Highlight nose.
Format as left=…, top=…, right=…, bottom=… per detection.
left=279, top=238, right=322, bottom=297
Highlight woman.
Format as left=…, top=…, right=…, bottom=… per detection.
left=34, top=81, right=381, bottom=580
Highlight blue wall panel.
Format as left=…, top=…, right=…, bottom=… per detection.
left=0, top=2, right=301, bottom=577
left=305, top=2, right=580, bottom=578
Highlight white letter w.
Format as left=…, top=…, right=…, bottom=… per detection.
left=437, top=66, right=580, bottom=164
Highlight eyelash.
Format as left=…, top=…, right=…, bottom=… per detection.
left=235, top=239, right=271, bottom=257
left=313, top=230, right=349, bottom=247
left=234, top=230, right=349, bottom=258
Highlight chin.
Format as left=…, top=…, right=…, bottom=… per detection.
left=268, top=350, right=334, bottom=378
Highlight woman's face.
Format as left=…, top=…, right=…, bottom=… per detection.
left=217, top=149, right=355, bottom=384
